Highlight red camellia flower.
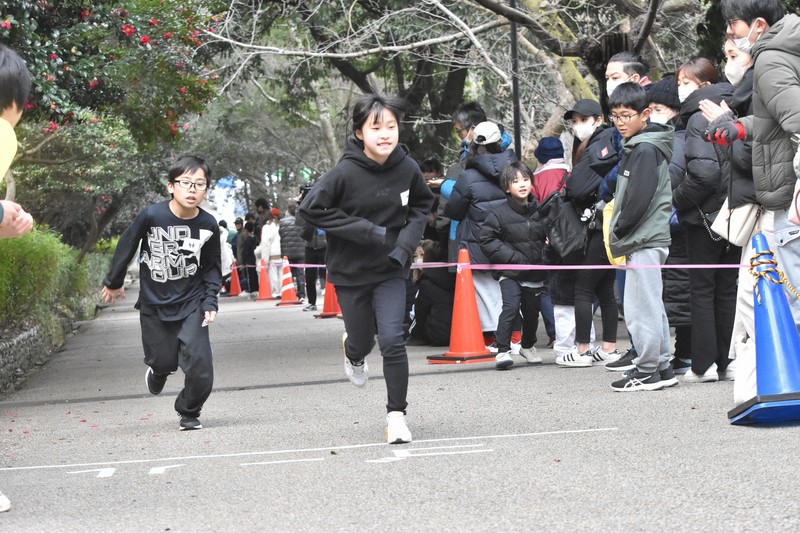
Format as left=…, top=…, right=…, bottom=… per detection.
left=140, top=35, right=150, bottom=46
left=177, top=87, right=187, bottom=95
left=24, top=101, right=36, bottom=111
left=80, top=9, right=91, bottom=21
left=121, top=24, right=135, bottom=37
left=87, top=78, right=99, bottom=89
left=149, top=18, right=158, bottom=26
left=49, top=53, right=59, bottom=60
left=0, top=20, right=11, bottom=30
left=163, top=31, right=172, bottom=39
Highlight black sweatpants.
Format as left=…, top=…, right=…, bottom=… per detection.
left=574, top=230, right=618, bottom=344
left=336, top=277, right=409, bottom=413
left=140, top=306, right=213, bottom=418
left=496, top=278, right=542, bottom=352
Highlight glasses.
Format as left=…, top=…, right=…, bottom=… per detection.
left=609, top=113, right=640, bottom=124
left=174, top=179, right=208, bottom=191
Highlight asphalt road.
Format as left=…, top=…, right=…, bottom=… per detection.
left=1, top=283, right=799, bottom=532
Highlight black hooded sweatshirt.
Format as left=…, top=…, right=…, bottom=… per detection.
left=298, top=139, right=434, bottom=286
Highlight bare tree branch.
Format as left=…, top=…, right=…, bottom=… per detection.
left=634, top=0, right=661, bottom=55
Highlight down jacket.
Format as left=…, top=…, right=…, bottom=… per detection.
left=443, top=149, right=517, bottom=265
left=478, top=199, right=547, bottom=283
left=740, top=14, right=800, bottom=210
left=673, top=83, right=735, bottom=226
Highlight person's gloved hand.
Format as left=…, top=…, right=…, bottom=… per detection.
left=706, top=121, right=746, bottom=146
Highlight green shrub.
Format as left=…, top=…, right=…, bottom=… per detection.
left=0, top=229, right=109, bottom=330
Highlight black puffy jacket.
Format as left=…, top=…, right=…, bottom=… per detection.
left=410, top=268, right=455, bottom=346
left=444, top=149, right=517, bottom=264
left=674, top=83, right=735, bottom=226
left=478, top=198, right=547, bottom=282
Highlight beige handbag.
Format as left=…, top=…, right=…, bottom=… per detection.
left=710, top=198, right=762, bottom=247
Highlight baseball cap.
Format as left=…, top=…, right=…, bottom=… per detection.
left=472, top=121, right=502, bottom=145
left=563, top=99, right=603, bottom=120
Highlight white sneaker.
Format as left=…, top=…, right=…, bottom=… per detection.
left=0, top=490, right=9, bottom=512
left=719, top=360, right=736, bottom=381
left=495, top=351, right=514, bottom=370
left=342, top=333, right=368, bottom=387
left=555, top=347, right=592, bottom=367
left=386, top=411, right=412, bottom=444
left=591, top=347, right=623, bottom=366
left=519, top=347, right=542, bottom=365
left=684, top=363, right=719, bottom=383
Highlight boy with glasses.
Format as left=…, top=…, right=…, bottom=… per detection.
left=606, top=83, right=676, bottom=391
left=101, top=155, right=222, bottom=430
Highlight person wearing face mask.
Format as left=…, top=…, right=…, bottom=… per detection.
left=647, top=76, right=692, bottom=374
left=673, top=57, right=740, bottom=384
left=552, top=99, right=624, bottom=367
left=604, top=51, right=652, bottom=99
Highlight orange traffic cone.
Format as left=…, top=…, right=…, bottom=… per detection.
left=228, top=260, right=241, bottom=297
left=315, top=280, right=342, bottom=319
left=276, top=256, right=303, bottom=306
left=427, top=248, right=493, bottom=364
left=256, top=258, right=277, bottom=301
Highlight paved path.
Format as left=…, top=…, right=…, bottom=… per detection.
left=1, top=283, right=799, bottom=532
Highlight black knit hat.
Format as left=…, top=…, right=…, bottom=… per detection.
left=648, top=75, right=680, bottom=111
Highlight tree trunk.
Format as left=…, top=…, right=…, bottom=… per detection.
left=77, top=202, right=119, bottom=264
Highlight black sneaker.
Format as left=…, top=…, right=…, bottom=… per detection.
left=604, top=349, right=636, bottom=372
left=611, top=369, right=664, bottom=391
left=671, top=357, right=692, bottom=374
left=179, top=415, right=203, bottom=431
left=659, top=365, right=679, bottom=388
left=145, top=367, right=168, bottom=395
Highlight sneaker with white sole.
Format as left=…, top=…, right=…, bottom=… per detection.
left=486, top=342, right=499, bottom=354
left=555, top=347, right=592, bottom=367
left=591, top=347, right=623, bottom=366
left=179, top=415, right=203, bottom=431
left=718, top=362, right=736, bottom=381
left=611, top=369, right=665, bottom=391
left=342, top=333, right=368, bottom=387
left=671, top=357, right=692, bottom=374
left=145, top=367, right=168, bottom=395
left=659, top=365, right=679, bottom=388
left=495, top=351, right=514, bottom=370
left=604, top=349, right=636, bottom=372
left=684, top=363, right=719, bottom=383
left=386, top=411, right=412, bottom=444
left=519, top=347, right=542, bottom=365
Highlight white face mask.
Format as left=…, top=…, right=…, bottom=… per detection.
left=649, top=113, right=671, bottom=125
left=734, top=23, right=758, bottom=54
left=572, top=121, right=596, bottom=142
left=724, top=61, right=748, bottom=87
left=678, top=83, right=698, bottom=103
left=606, top=76, right=631, bottom=98
left=413, top=256, right=424, bottom=264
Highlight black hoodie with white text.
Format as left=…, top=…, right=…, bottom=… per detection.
left=299, top=139, right=435, bottom=286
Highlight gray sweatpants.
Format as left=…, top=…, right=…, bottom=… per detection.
left=624, top=247, right=671, bottom=373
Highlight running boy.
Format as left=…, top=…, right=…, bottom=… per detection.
left=101, top=155, right=222, bottom=429
left=299, top=93, right=434, bottom=444
left=606, top=83, right=677, bottom=391
left=478, top=161, right=548, bottom=370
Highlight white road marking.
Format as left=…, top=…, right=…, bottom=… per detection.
left=240, top=458, right=324, bottom=466
left=149, top=464, right=184, bottom=475
left=67, top=468, right=116, bottom=478
left=0, top=427, right=618, bottom=472
left=366, top=444, right=491, bottom=463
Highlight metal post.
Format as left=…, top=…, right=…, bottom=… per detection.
left=510, top=0, right=521, bottom=155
